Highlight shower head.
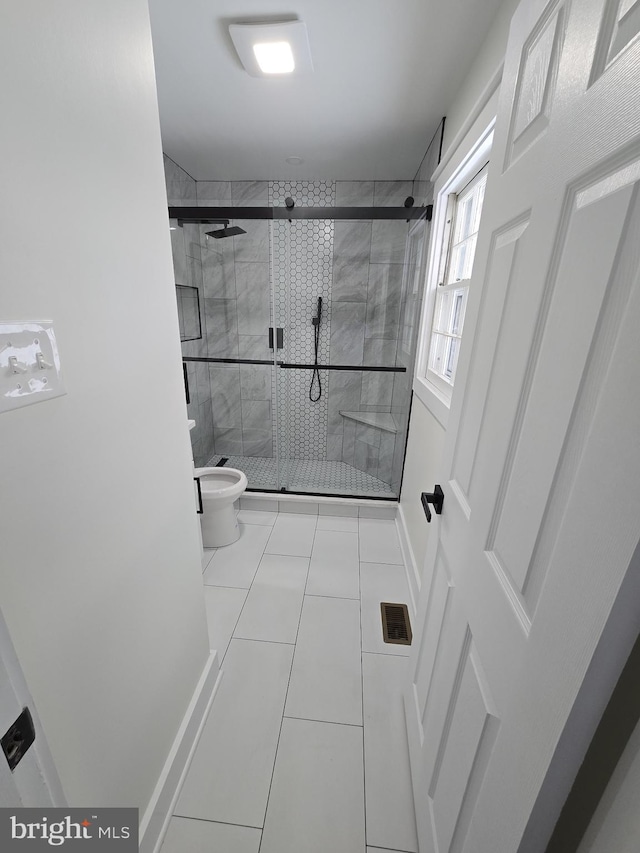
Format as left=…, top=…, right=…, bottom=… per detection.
left=205, top=224, right=246, bottom=239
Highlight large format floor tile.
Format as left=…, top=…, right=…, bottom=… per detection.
left=202, top=548, right=216, bottom=572
left=237, top=509, right=277, bottom=526
left=318, top=503, right=359, bottom=518
left=359, top=517, right=403, bottom=564
left=363, top=653, right=418, bottom=853
left=203, top=585, right=248, bottom=660
left=175, top=639, right=293, bottom=828
left=172, top=507, right=416, bottom=851
left=161, top=817, right=261, bottom=853
left=203, top=523, right=271, bottom=588
left=306, top=529, right=360, bottom=599
left=260, top=718, right=365, bottom=853
left=233, top=554, right=309, bottom=644
left=285, top=596, right=362, bottom=725
left=360, top=561, right=412, bottom=656
left=265, top=513, right=317, bottom=557
left=316, top=514, right=359, bottom=532
left=367, top=848, right=410, bottom=853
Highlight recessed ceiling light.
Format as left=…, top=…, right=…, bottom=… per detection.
left=286, top=156, right=304, bottom=165
left=229, top=21, right=313, bottom=78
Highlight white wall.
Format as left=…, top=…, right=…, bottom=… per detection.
left=441, top=0, right=520, bottom=155
left=400, top=0, right=519, bottom=573
left=399, top=397, right=446, bottom=576
left=0, top=0, right=209, bottom=813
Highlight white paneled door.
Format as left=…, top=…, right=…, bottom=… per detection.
left=0, top=610, right=62, bottom=806
left=405, top=0, right=640, bottom=850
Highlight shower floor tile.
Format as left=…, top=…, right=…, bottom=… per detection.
left=205, top=453, right=396, bottom=497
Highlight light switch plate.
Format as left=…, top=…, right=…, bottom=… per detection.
left=0, top=321, right=66, bottom=414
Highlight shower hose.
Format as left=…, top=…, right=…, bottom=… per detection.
left=309, top=297, right=322, bottom=402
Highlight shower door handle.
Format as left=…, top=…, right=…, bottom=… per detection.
left=268, top=328, right=284, bottom=350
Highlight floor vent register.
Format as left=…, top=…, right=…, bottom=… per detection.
left=381, top=602, right=412, bottom=645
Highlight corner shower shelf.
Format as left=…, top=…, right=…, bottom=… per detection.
left=339, top=411, right=398, bottom=434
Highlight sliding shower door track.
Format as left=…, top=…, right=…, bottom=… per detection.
left=245, top=487, right=397, bottom=501
left=182, top=356, right=406, bottom=373
left=169, top=205, right=432, bottom=222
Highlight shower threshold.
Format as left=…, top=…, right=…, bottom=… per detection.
left=205, top=454, right=395, bottom=498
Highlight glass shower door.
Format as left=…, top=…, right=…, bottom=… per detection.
left=175, top=203, right=421, bottom=499
left=272, top=215, right=408, bottom=498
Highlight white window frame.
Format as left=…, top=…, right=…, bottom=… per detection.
left=428, top=162, right=488, bottom=394
left=414, top=91, right=498, bottom=427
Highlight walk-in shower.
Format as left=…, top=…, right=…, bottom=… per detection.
left=170, top=182, right=434, bottom=500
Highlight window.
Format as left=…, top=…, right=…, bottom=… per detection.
left=413, top=96, right=497, bottom=427
left=427, top=163, right=488, bottom=393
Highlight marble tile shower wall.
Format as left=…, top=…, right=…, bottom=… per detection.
left=194, top=179, right=339, bottom=463
left=197, top=180, right=274, bottom=458
left=328, top=180, right=415, bottom=485
left=165, top=155, right=214, bottom=467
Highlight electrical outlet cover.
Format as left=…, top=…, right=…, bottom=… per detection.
left=0, top=321, right=66, bottom=414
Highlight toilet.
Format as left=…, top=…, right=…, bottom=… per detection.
left=194, top=466, right=248, bottom=547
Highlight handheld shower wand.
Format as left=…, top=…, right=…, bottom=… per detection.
left=309, top=297, right=323, bottom=402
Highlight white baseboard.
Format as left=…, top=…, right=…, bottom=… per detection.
left=396, top=506, right=420, bottom=617
left=139, top=651, right=223, bottom=853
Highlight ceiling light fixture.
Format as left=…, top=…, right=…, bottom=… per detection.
left=253, top=41, right=294, bottom=74
left=229, top=21, right=313, bottom=77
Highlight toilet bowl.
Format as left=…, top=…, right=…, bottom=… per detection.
left=194, top=466, right=248, bottom=547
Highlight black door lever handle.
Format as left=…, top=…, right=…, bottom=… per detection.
left=421, top=485, right=444, bottom=523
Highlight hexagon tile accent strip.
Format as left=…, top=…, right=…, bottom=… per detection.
left=271, top=180, right=335, bottom=207
left=270, top=180, right=336, bottom=461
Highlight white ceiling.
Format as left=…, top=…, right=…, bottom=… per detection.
left=149, top=0, right=503, bottom=181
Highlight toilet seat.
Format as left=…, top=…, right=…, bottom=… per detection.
left=195, top=467, right=247, bottom=501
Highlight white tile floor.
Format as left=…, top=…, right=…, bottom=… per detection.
left=163, top=509, right=418, bottom=853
